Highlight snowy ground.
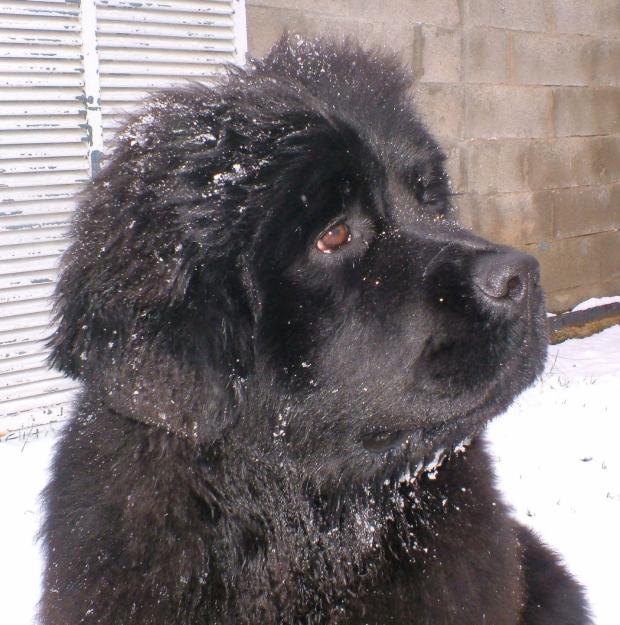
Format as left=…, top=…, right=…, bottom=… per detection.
left=488, top=320, right=620, bottom=625
left=2, top=310, right=619, bottom=625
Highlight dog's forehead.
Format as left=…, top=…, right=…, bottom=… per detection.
left=254, top=38, right=451, bottom=220
left=259, top=36, right=412, bottom=115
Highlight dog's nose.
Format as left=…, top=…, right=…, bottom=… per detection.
left=472, top=251, right=540, bottom=311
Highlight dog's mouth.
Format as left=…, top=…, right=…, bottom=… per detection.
left=359, top=322, right=546, bottom=459
left=361, top=429, right=409, bottom=453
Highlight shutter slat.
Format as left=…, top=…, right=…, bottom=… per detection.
left=0, top=219, right=70, bottom=236
left=97, top=7, right=234, bottom=27
left=0, top=102, right=84, bottom=115
left=99, top=74, right=222, bottom=89
left=0, top=297, right=54, bottom=320
left=0, top=378, right=78, bottom=405
left=0, top=224, right=70, bottom=246
left=0, top=240, right=70, bottom=262
left=0, top=3, right=79, bottom=18
left=0, top=32, right=81, bottom=45
left=0, top=285, right=55, bottom=309
left=0, top=170, right=88, bottom=187
left=0, top=115, right=87, bottom=131
left=0, top=42, right=81, bottom=59
left=98, top=48, right=234, bottom=64
left=97, top=34, right=234, bottom=52
left=0, top=366, right=61, bottom=389
left=5, top=0, right=80, bottom=4
left=0, top=156, right=86, bottom=174
left=0, top=16, right=80, bottom=32
left=0, top=87, right=83, bottom=101
left=0, top=74, right=85, bottom=88
left=0, top=310, right=51, bottom=333
left=0, top=128, right=87, bottom=144
left=0, top=268, right=57, bottom=292
left=97, top=21, right=235, bottom=39
left=0, top=143, right=86, bottom=159
left=98, top=0, right=234, bottom=15
left=0, top=350, right=49, bottom=375
left=0, top=338, right=51, bottom=361
left=0, top=390, right=76, bottom=430
left=0, top=198, right=76, bottom=216
left=100, top=60, right=228, bottom=76
left=99, top=88, right=155, bottom=102
left=0, top=185, right=82, bottom=203
left=0, top=324, right=51, bottom=350
left=0, top=59, right=82, bottom=73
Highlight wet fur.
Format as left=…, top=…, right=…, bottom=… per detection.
left=40, top=37, right=590, bottom=625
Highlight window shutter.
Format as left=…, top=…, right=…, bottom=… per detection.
left=95, top=0, right=246, bottom=147
left=0, top=0, right=247, bottom=437
left=0, top=0, right=88, bottom=435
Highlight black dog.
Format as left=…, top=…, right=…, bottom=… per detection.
left=41, top=37, right=590, bottom=625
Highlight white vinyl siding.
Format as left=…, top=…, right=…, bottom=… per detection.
left=0, top=0, right=247, bottom=438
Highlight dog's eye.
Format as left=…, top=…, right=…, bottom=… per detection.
left=316, top=223, right=351, bottom=253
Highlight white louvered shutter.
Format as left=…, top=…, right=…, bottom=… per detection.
left=0, top=0, right=247, bottom=438
left=95, top=0, right=245, bottom=146
left=0, top=0, right=88, bottom=435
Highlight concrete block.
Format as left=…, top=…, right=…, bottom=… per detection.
left=455, top=194, right=475, bottom=229
left=246, top=0, right=461, bottom=27
left=246, top=6, right=415, bottom=63
left=464, top=0, right=553, bottom=32
left=246, top=6, right=292, bottom=58
left=413, top=84, right=464, bottom=141
left=551, top=184, right=620, bottom=238
left=525, top=137, right=620, bottom=190
left=521, top=235, right=602, bottom=292
left=599, top=230, right=620, bottom=279
left=464, top=139, right=529, bottom=194
left=511, top=33, right=593, bottom=87
left=593, top=40, right=620, bottom=87
left=464, top=86, right=553, bottom=139
left=591, top=136, right=620, bottom=186
left=443, top=143, right=465, bottom=193
left=462, top=191, right=552, bottom=245
left=463, top=28, right=509, bottom=84
left=553, top=0, right=620, bottom=37
left=545, top=277, right=620, bottom=313
left=554, top=88, right=620, bottom=137
left=418, top=26, right=461, bottom=83
left=525, top=140, right=578, bottom=189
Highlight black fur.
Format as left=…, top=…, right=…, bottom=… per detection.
left=40, top=36, right=591, bottom=625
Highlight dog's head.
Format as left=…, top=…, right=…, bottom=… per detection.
left=51, top=37, right=547, bottom=483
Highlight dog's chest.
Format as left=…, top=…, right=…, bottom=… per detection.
left=231, top=483, right=432, bottom=623
left=232, top=463, right=523, bottom=625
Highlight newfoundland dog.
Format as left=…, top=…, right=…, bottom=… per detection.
left=41, top=36, right=590, bottom=625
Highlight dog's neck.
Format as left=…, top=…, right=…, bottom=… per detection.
left=197, top=434, right=480, bottom=625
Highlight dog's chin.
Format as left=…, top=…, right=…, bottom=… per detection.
left=361, top=429, right=410, bottom=453
left=351, top=323, right=547, bottom=485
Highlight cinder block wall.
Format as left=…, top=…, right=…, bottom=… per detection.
left=245, top=0, right=620, bottom=312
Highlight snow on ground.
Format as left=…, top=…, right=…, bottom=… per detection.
left=1, top=319, right=619, bottom=625
left=0, top=430, right=56, bottom=625
left=571, top=295, right=620, bottom=311
left=487, top=324, right=620, bottom=625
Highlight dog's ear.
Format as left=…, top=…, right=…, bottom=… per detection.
left=48, top=90, right=255, bottom=442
